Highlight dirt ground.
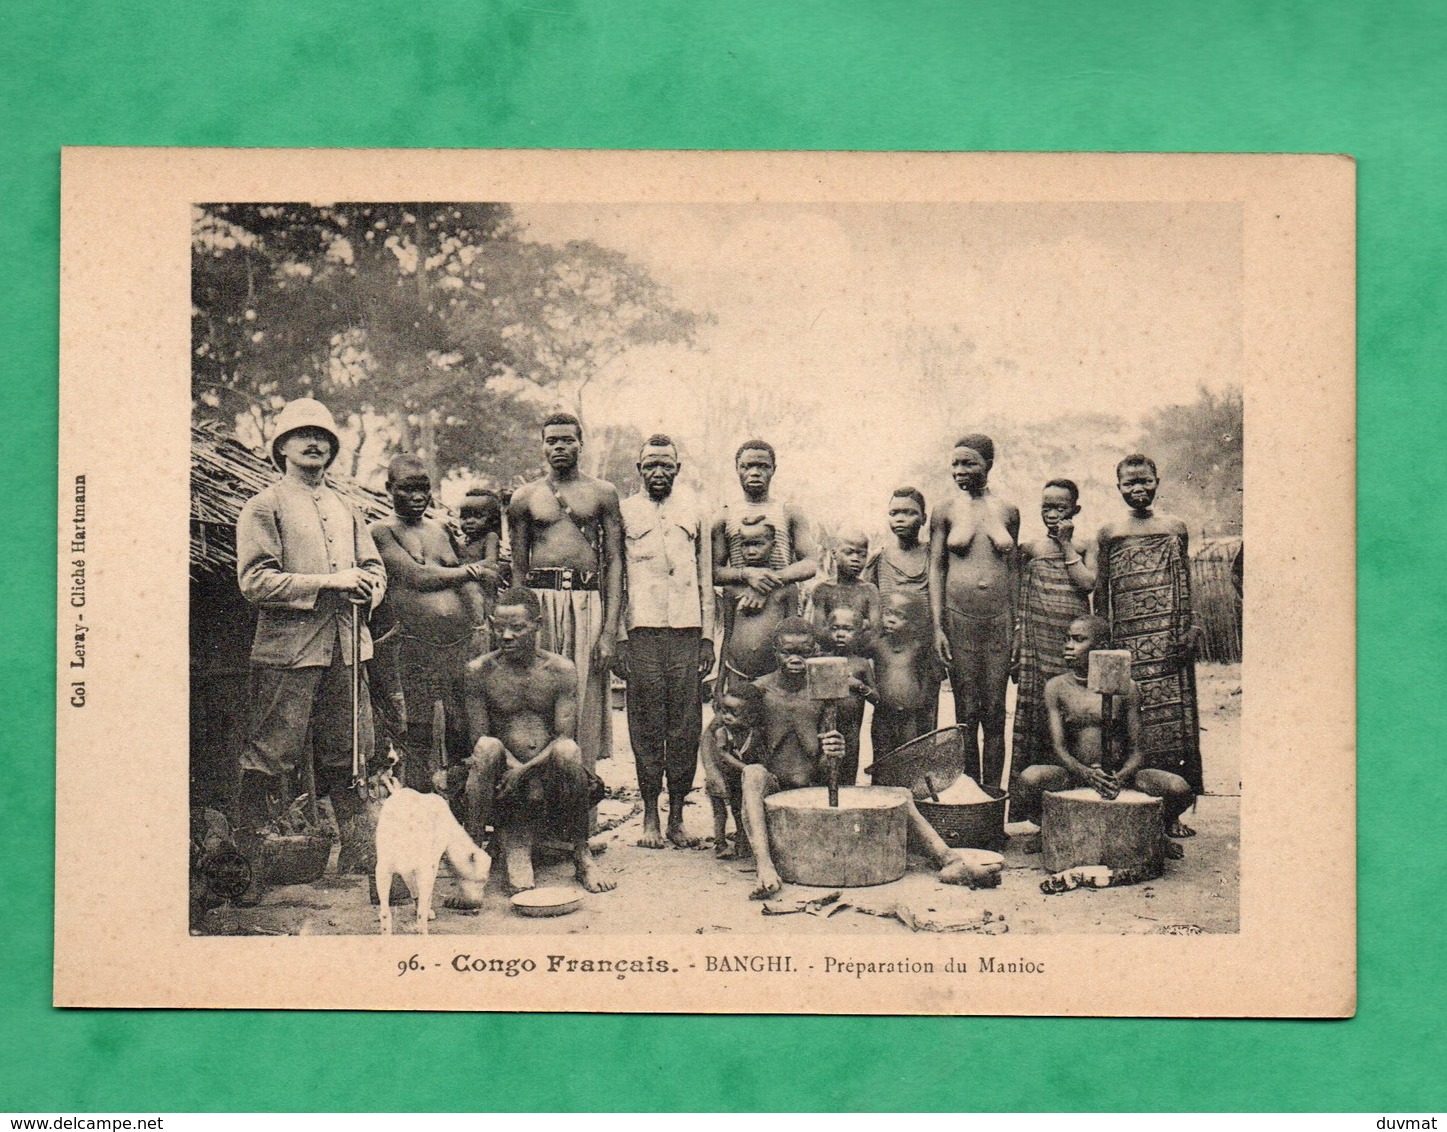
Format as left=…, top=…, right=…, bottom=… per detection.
left=198, top=662, right=1240, bottom=938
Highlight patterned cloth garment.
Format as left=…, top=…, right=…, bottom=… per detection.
left=1096, top=531, right=1203, bottom=795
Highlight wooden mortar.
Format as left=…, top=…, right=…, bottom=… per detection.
left=1040, top=787, right=1164, bottom=882
left=764, top=786, right=908, bottom=887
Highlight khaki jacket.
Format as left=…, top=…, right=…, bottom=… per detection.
left=236, top=477, right=386, bottom=668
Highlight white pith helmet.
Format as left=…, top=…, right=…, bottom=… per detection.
left=270, top=398, right=341, bottom=471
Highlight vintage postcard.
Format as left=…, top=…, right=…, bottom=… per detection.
left=56, top=149, right=1354, bottom=1014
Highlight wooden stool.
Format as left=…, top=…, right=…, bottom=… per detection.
left=1041, top=787, right=1164, bottom=883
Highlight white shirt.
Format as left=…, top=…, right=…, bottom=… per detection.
left=619, top=490, right=715, bottom=640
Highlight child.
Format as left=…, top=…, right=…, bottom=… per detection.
left=698, top=682, right=764, bottom=859
left=866, top=592, right=940, bottom=761
left=1012, top=479, right=1096, bottom=779
left=720, top=518, right=800, bottom=690
left=457, top=488, right=503, bottom=567
left=456, top=488, right=505, bottom=646
left=821, top=606, right=879, bottom=788
left=809, top=528, right=881, bottom=635
left=1014, top=614, right=1195, bottom=858
left=864, top=487, right=930, bottom=597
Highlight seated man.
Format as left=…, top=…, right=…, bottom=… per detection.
left=442, top=588, right=615, bottom=897
left=1014, top=614, right=1196, bottom=858
left=740, top=619, right=1003, bottom=899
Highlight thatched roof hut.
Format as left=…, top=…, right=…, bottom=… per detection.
left=1191, top=536, right=1243, bottom=663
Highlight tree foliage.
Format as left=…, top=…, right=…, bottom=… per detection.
left=1135, top=384, right=1243, bottom=536
left=192, top=203, right=704, bottom=488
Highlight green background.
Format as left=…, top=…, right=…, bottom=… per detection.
left=3, top=0, right=1442, bottom=1112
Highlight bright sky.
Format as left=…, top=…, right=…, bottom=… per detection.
left=515, top=202, right=1240, bottom=529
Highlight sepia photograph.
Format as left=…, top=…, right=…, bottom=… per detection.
left=188, top=199, right=1243, bottom=939
left=56, top=149, right=1352, bottom=1014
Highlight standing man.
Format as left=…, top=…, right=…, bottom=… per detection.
left=234, top=398, right=387, bottom=900
left=369, top=454, right=498, bottom=792
left=710, top=439, right=818, bottom=690
left=617, top=434, right=716, bottom=848
left=507, top=411, right=624, bottom=773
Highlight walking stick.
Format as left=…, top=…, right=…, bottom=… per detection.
left=350, top=597, right=367, bottom=796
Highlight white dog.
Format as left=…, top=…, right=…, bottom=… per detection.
left=375, top=787, right=492, bottom=934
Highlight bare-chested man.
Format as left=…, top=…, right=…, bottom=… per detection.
left=1013, top=614, right=1195, bottom=858
left=739, top=619, right=1003, bottom=900
left=447, top=588, right=615, bottom=896
left=928, top=433, right=1021, bottom=790
left=370, top=455, right=498, bottom=791
left=711, top=439, right=818, bottom=690
left=507, top=411, right=624, bottom=772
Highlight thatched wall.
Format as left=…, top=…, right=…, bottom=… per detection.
left=1191, top=536, right=1243, bottom=663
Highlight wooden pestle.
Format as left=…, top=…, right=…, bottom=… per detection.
left=806, top=657, right=854, bottom=808
left=1087, top=649, right=1133, bottom=779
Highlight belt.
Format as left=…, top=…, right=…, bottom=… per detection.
left=526, top=567, right=600, bottom=592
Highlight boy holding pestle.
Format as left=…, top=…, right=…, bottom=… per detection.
left=1014, top=614, right=1195, bottom=857
left=740, top=619, right=1002, bottom=899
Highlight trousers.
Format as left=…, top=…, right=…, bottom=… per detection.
left=624, top=628, right=703, bottom=798
left=241, top=660, right=374, bottom=784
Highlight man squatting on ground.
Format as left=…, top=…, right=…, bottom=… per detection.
left=740, top=618, right=1004, bottom=900
left=442, top=587, right=615, bottom=895
left=507, top=412, right=624, bottom=775
left=616, top=434, right=716, bottom=849
left=369, top=455, right=499, bottom=791
left=1013, top=614, right=1195, bottom=858
left=233, top=398, right=387, bottom=903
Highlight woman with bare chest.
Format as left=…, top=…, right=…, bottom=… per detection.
left=928, top=433, right=1020, bottom=789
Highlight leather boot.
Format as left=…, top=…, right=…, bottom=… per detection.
left=328, top=777, right=375, bottom=876
left=232, top=770, right=277, bottom=907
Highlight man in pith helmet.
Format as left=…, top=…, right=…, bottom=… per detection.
left=232, top=397, right=388, bottom=904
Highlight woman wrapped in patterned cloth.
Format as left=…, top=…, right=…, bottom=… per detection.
left=1011, top=479, right=1096, bottom=803
left=1095, top=453, right=1205, bottom=835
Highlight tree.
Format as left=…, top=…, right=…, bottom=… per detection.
left=192, top=203, right=705, bottom=487
left=1135, top=385, right=1243, bottom=536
